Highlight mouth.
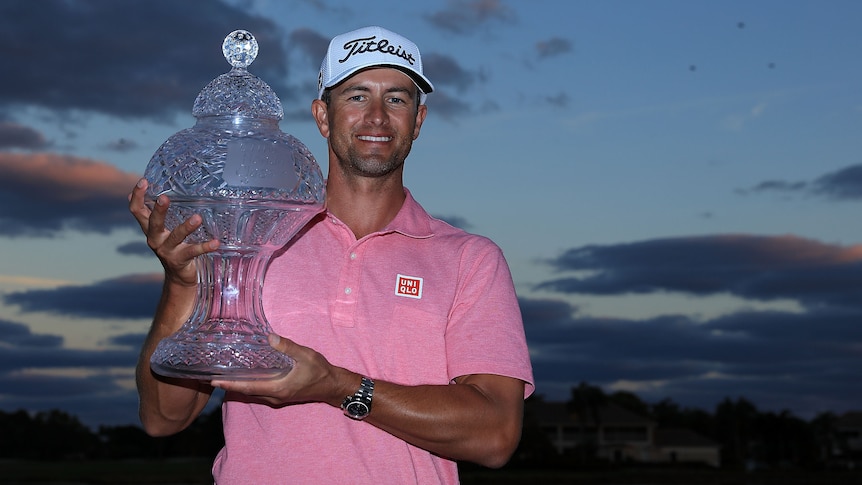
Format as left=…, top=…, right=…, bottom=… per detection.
left=357, top=135, right=392, bottom=142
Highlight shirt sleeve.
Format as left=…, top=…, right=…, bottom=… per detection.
left=445, top=237, right=535, bottom=398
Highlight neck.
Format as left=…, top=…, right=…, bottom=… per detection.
left=325, top=174, right=406, bottom=240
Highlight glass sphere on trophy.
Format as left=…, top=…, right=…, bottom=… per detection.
left=144, top=30, right=325, bottom=380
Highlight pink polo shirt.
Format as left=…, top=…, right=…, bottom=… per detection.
left=212, top=189, right=534, bottom=484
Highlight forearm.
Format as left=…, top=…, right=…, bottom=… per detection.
left=362, top=374, right=525, bottom=468
left=135, top=279, right=212, bottom=436
left=212, top=338, right=526, bottom=467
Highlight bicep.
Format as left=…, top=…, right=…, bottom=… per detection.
left=453, top=373, right=525, bottom=417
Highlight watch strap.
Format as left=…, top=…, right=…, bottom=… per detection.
left=341, top=376, right=374, bottom=420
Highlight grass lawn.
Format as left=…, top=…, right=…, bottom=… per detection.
left=0, top=459, right=213, bottom=484
left=1, top=460, right=861, bottom=484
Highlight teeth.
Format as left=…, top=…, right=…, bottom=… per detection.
left=358, top=135, right=391, bottom=142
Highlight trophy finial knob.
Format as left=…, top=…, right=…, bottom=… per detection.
left=223, top=30, right=258, bottom=69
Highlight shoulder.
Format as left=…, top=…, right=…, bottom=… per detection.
left=428, top=216, right=506, bottom=258
left=403, top=190, right=504, bottom=255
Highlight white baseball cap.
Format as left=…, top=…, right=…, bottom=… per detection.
left=318, top=26, right=434, bottom=105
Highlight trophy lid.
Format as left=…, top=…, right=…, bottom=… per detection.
left=192, top=30, right=284, bottom=120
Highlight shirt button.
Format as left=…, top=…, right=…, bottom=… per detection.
left=350, top=252, right=357, bottom=260
left=344, top=287, right=352, bottom=295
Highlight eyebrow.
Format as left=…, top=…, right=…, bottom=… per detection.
left=341, top=84, right=416, bottom=99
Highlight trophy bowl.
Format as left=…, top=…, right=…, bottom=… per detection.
left=144, top=30, right=325, bottom=380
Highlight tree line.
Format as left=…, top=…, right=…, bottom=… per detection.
left=513, top=383, right=857, bottom=471
left=1, top=383, right=857, bottom=472
left=0, top=407, right=223, bottom=461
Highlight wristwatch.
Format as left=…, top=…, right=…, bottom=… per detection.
left=341, top=376, right=374, bottom=420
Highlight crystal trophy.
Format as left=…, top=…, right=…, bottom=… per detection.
left=143, top=30, right=325, bottom=380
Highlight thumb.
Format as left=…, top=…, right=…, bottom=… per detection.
left=267, top=333, right=294, bottom=353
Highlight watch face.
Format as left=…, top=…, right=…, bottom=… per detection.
left=347, top=401, right=369, bottom=418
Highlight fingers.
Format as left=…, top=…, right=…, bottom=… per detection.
left=268, top=333, right=291, bottom=352
left=128, top=178, right=182, bottom=247
left=128, top=178, right=219, bottom=285
left=157, top=203, right=195, bottom=249
left=128, top=178, right=152, bottom=231
left=171, top=213, right=221, bottom=259
left=153, top=206, right=219, bottom=284
left=146, top=194, right=170, bottom=247
left=210, top=336, right=344, bottom=407
left=267, top=334, right=310, bottom=366
left=211, top=335, right=300, bottom=395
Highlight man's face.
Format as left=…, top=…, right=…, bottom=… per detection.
left=315, top=68, right=427, bottom=179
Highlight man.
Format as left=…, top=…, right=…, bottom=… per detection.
left=129, top=26, right=533, bottom=484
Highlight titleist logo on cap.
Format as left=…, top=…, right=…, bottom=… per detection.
left=338, top=35, right=416, bottom=65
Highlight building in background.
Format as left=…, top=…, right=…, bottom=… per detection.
left=534, top=401, right=721, bottom=467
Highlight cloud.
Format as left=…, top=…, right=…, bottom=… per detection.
left=811, top=164, right=862, bottom=200
left=0, top=275, right=75, bottom=288
left=4, top=273, right=162, bottom=319
left=536, top=37, right=573, bottom=59
left=0, top=152, right=140, bottom=236
left=545, top=92, right=570, bottom=108
left=0, top=371, right=129, bottom=398
left=0, top=0, right=288, bottom=121
left=116, top=241, right=154, bottom=257
left=738, top=179, right=808, bottom=195
left=103, top=138, right=140, bottom=153
left=0, top=318, right=135, bottom=376
left=423, top=53, right=477, bottom=91
left=521, top=296, right=862, bottom=417
left=528, top=233, right=862, bottom=415
left=0, top=319, right=63, bottom=348
left=425, top=0, right=517, bottom=35
left=426, top=91, right=473, bottom=121
left=0, top=122, right=49, bottom=150
left=417, top=53, right=490, bottom=121
left=0, top=316, right=143, bottom=428
left=433, top=214, right=473, bottom=230
left=721, top=102, right=767, bottom=131
left=107, top=333, right=147, bottom=349
left=288, top=27, right=331, bottom=70
left=0, top=369, right=141, bottom=428
left=537, top=234, right=862, bottom=311
left=739, top=163, right=862, bottom=201
left=296, top=0, right=354, bottom=16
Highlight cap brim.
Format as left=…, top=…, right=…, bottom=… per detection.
left=320, top=64, right=433, bottom=101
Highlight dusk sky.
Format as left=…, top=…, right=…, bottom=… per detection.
left=1, top=0, right=861, bottom=428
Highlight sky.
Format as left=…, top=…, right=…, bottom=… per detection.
left=1, top=0, right=861, bottom=429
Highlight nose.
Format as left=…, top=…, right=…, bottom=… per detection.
left=364, top=97, right=388, bottom=125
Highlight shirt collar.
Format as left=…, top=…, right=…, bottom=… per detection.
left=323, top=187, right=435, bottom=240
left=382, top=188, right=434, bottom=239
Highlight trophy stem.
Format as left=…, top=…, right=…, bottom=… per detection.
left=150, top=246, right=294, bottom=380
left=202, top=248, right=269, bottom=330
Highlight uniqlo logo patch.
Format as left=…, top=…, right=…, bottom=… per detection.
left=395, top=274, right=423, bottom=299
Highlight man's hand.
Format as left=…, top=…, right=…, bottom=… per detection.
left=212, top=334, right=361, bottom=407
left=211, top=334, right=356, bottom=408
left=128, top=178, right=219, bottom=286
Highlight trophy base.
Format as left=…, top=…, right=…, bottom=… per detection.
left=150, top=338, right=294, bottom=381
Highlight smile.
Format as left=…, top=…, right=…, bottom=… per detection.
left=357, top=135, right=392, bottom=142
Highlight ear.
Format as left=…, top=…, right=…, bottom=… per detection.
left=311, top=99, right=330, bottom=139
left=412, top=104, right=428, bottom=140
